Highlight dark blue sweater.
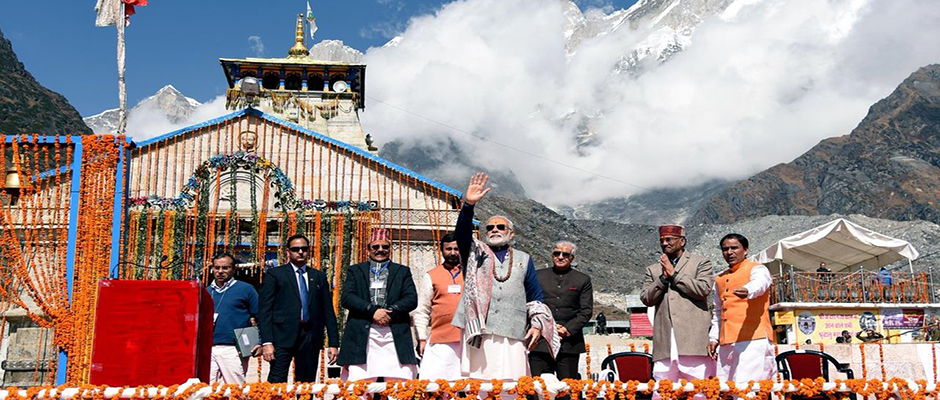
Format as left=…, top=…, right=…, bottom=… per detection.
left=209, top=280, right=259, bottom=346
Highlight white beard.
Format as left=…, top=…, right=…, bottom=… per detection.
left=483, top=233, right=511, bottom=247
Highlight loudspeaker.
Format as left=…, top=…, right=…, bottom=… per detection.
left=89, top=280, right=214, bottom=385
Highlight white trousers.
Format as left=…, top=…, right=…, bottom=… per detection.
left=653, top=356, right=716, bottom=400
left=343, top=325, right=417, bottom=381
left=419, top=341, right=464, bottom=381
left=716, top=339, right=777, bottom=383
left=653, top=355, right=716, bottom=380
left=210, top=345, right=249, bottom=384
left=461, top=334, right=529, bottom=381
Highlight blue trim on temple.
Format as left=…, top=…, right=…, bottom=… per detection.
left=134, top=108, right=463, bottom=199
left=3, top=135, right=81, bottom=143
left=57, top=137, right=84, bottom=385
left=109, top=146, right=126, bottom=279
left=134, top=109, right=249, bottom=147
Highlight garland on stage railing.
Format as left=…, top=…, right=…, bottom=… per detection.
left=2, top=377, right=939, bottom=400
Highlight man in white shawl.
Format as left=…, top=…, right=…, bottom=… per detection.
left=451, top=173, right=560, bottom=381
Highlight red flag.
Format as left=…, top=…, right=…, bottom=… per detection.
left=95, top=0, right=148, bottom=27
left=123, top=0, right=148, bottom=25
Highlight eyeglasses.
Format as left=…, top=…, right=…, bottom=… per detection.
left=288, top=246, right=308, bottom=253
left=552, top=251, right=572, bottom=258
left=660, top=236, right=681, bottom=243
left=485, top=224, right=508, bottom=232
left=371, top=244, right=390, bottom=250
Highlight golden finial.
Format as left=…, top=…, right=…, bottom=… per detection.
left=288, top=13, right=309, bottom=59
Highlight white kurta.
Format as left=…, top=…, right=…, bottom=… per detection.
left=715, top=338, right=776, bottom=382
left=461, top=334, right=529, bottom=380
left=414, top=272, right=435, bottom=341
left=419, top=342, right=464, bottom=381
left=708, top=264, right=777, bottom=382
left=343, top=325, right=417, bottom=381
left=653, top=355, right=715, bottom=400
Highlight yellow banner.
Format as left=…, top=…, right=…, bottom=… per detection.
left=775, top=310, right=794, bottom=325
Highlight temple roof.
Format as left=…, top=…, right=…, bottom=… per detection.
left=133, top=107, right=462, bottom=199
left=219, top=57, right=365, bottom=67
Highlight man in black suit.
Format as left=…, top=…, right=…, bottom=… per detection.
left=530, top=240, right=593, bottom=380
left=259, top=234, right=339, bottom=383
left=337, top=228, right=419, bottom=380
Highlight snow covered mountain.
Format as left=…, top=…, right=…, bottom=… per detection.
left=309, top=40, right=364, bottom=63
left=84, top=85, right=200, bottom=134
left=566, top=0, right=735, bottom=71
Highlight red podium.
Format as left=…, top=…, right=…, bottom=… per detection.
left=89, top=280, right=214, bottom=385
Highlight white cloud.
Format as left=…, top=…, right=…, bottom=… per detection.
left=248, top=35, right=265, bottom=57
left=125, top=95, right=228, bottom=140
left=360, top=0, right=940, bottom=207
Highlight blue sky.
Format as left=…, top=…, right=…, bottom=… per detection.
left=0, top=0, right=632, bottom=116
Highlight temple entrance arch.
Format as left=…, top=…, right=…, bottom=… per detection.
left=120, top=151, right=377, bottom=303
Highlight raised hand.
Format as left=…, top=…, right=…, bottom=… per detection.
left=464, top=172, right=492, bottom=205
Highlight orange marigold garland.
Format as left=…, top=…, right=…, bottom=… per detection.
left=586, top=343, right=591, bottom=378
left=878, top=342, right=887, bottom=381
left=66, top=135, right=124, bottom=383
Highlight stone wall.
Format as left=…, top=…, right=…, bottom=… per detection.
left=0, top=313, right=55, bottom=388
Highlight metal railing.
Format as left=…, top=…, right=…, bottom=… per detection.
left=771, top=270, right=937, bottom=304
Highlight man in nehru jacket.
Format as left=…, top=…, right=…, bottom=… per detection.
left=258, top=234, right=339, bottom=383
left=529, top=241, right=593, bottom=381
left=452, top=172, right=559, bottom=381
left=338, top=228, right=419, bottom=381
left=641, top=225, right=716, bottom=387
left=707, top=233, right=777, bottom=382
left=414, top=233, right=465, bottom=381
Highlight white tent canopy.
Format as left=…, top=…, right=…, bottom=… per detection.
left=752, top=218, right=919, bottom=274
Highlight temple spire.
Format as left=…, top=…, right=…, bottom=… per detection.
left=288, top=13, right=309, bottom=58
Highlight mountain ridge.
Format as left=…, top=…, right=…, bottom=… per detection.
left=691, top=64, right=940, bottom=225
left=0, top=29, right=91, bottom=135
left=83, top=84, right=201, bottom=134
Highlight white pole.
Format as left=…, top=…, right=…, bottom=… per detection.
left=116, top=1, right=127, bottom=135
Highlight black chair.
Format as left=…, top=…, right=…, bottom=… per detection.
left=600, top=352, right=653, bottom=399
left=776, top=349, right=857, bottom=400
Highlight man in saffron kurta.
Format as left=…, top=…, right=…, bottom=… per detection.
left=707, top=233, right=777, bottom=383
left=641, top=225, right=715, bottom=388
left=415, top=233, right=465, bottom=380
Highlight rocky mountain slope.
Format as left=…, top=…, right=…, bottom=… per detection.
left=474, top=195, right=650, bottom=294
left=379, top=138, right=529, bottom=199
left=580, top=213, right=940, bottom=275
left=84, top=85, right=200, bottom=134
left=691, top=65, right=940, bottom=225
left=557, top=180, right=732, bottom=225
left=0, top=29, right=90, bottom=135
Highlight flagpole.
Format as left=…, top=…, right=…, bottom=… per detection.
left=116, top=1, right=127, bottom=135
